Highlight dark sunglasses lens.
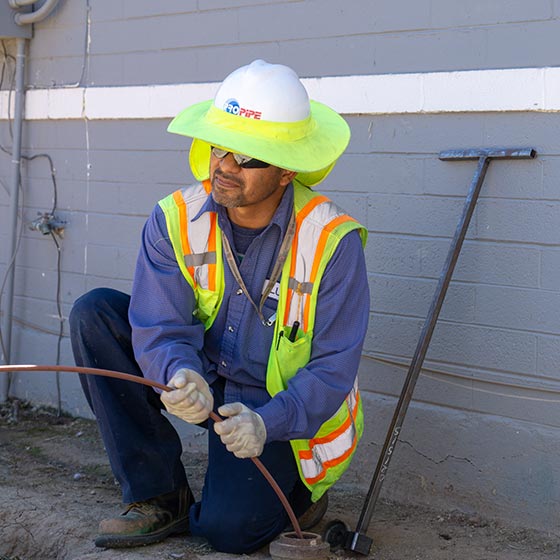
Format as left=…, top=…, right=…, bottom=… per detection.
left=240, top=158, right=270, bottom=169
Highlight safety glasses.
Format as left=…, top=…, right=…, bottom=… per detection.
left=211, top=147, right=271, bottom=169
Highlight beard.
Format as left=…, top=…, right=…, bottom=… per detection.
left=211, top=171, right=246, bottom=208
left=210, top=165, right=288, bottom=222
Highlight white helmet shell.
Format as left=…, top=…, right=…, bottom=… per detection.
left=213, top=59, right=310, bottom=122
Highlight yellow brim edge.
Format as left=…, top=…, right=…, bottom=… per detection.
left=167, top=100, right=350, bottom=174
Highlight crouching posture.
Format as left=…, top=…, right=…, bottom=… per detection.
left=70, top=60, right=369, bottom=554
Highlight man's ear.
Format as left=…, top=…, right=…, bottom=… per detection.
left=280, top=169, right=298, bottom=186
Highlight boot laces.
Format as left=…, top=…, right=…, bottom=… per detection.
left=123, top=501, right=162, bottom=516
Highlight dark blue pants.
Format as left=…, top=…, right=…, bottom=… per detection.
left=69, top=288, right=310, bottom=554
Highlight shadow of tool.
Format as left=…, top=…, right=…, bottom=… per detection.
left=324, top=147, right=537, bottom=556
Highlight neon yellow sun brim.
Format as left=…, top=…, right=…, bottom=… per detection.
left=167, top=100, right=350, bottom=187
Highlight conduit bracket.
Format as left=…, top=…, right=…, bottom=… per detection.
left=29, top=212, right=66, bottom=238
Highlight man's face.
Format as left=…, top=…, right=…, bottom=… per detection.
left=210, top=150, right=296, bottom=226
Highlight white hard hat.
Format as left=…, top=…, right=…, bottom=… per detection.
left=168, top=59, right=350, bottom=187
left=213, top=59, right=311, bottom=122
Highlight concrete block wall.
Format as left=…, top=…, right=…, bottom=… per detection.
left=21, top=0, right=560, bottom=86
left=1, top=0, right=559, bottom=532
left=332, top=111, right=560, bottom=529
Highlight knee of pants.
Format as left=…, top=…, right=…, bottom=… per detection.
left=196, top=507, right=280, bottom=554
left=70, top=288, right=119, bottom=330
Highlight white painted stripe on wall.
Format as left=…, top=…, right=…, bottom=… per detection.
left=1, top=67, right=559, bottom=120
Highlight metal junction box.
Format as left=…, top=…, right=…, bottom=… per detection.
left=0, top=1, right=32, bottom=39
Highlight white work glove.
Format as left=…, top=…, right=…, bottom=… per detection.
left=160, top=368, right=214, bottom=425
left=214, top=402, right=267, bottom=459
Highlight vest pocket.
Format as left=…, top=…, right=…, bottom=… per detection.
left=271, top=329, right=312, bottom=391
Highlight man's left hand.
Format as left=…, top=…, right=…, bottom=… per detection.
left=214, top=403, right=267, bottom=458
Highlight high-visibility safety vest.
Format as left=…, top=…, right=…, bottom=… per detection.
left=159, top=180, right=367, bottom=501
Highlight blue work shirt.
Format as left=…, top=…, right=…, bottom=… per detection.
left=129, top=183, right=370, bottom=443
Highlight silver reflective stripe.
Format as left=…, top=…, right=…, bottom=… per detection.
left=300, top=379, right=360, bottom=481
left=288, top=277, right=313, bottom=294
left=284, top=198, right=346, bottom=327
left=184, top=252, right=216, bottom=267
left=300, top=421, right=357, bottom=480
left=346, top=378, right=359, bottom=410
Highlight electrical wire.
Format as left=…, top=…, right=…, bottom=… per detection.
left=0, top=41, right=15, bottom=91
left=0, top=40, right=16, bottom=148
left=0, top=41, right=15, bottom=141
left=0, top=44, right=21, bottom=368
left=22, top=152, right=58, bottom=213
left=0, top=363, right=305, bottom=539
left=0, top=179, right=8, bottom=201
left=26, top=0, right=91, bottom=89
left=77, top=0, right=91, bottom=87
left=50, top=232, right=64, bottom=416
left=3, top=312, right=68, bottom=337
left=364, top=353, right=560, bottom=402
left=0, top=51, right=27, bottom=390
left=0, top=179, right=25, bottom=369
left=0, top=41, right=63, bottom=408
left=10, top=153, right=64, bottom=410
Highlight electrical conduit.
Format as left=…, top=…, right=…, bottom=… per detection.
left=12, top=0, right=60, bottom=25
left=0, top=38, right=26, bottom=403
left=1, top=0, right=63, bottom=402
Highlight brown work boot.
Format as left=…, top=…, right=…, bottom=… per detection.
left=95, top=485, right=194, bottom=548
left=288, top=491, right=329, bottom=531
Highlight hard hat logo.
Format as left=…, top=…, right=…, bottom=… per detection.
left=224, top=98, right=262, bottom=120
left=224, top=99, right=240, bottom=115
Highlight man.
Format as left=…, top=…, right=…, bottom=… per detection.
left=70, top=60, right=369, bottom=554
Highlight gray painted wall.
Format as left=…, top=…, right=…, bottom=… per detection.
left=25, top=0, right=560, bottom=86
left=1, top=0, right=559, bottom=533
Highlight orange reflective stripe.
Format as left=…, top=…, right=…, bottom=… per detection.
left=202, top=179, right=212, bottom=194
left=303, top=437, right=359, bottom=485
left=299, top=392, right=361, bottom=484
left=172, top=190, right=196, bottom=284
left=303, top=214, right=357, bottom=331
left=207, top=212, right=217, bottom=292
left=284, top=195, right=330, bottom=327
left=300, top=391, right=360, bottom=455
left=300, top=417, right=352, bottom=456
left=172, top=190, right=188, bottom=254
left=298, top=195, right=329, bottom=223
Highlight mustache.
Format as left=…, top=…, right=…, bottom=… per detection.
left=213, top=169, right=243, bottom=187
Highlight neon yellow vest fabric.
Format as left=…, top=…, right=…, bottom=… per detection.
left=159, top=181, right=367, bottom=501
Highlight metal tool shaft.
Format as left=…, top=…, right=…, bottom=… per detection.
left=346, top=146, right=537, bottom=555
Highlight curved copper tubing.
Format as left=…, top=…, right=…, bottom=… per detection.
left=0, top=363, right=303, bottom=539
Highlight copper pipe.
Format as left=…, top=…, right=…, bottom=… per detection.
left=0, top=363, right=303, bottom=538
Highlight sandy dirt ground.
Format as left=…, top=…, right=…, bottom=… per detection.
left=1, top=401, right=559, bottom=560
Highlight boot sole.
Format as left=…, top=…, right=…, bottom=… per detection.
left=95, top=515, right=189, bottom=548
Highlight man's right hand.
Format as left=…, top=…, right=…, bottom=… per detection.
left=161, top=368, right=213, bottom=424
